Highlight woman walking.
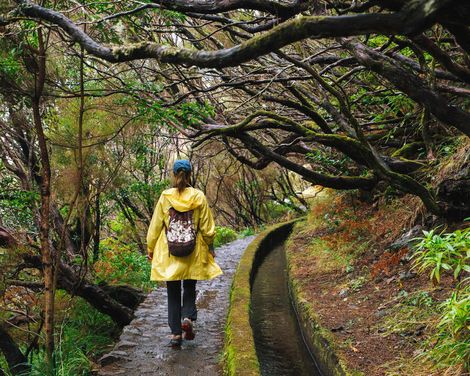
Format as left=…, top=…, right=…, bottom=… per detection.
left=146, top=159, right=222, bottom=347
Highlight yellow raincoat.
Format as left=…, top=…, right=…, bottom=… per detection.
left=146, top=187, right=222, bottom=281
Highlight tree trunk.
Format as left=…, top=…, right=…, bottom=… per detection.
left=98, top=283, right=146, bottom=310
left=114, top=197, right=146, bottom=254
left=32, top=29, right=55, bottom=371
left=93, top=193, right=101, bottom=263
left=0, top=324, right=31, bottom=375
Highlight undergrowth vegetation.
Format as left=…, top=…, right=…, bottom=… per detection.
left=94, top=238, right=152, bottom=290
left=214, top=226, right=238, bottom=248
left=413, top=226, right=470, bottom=283
left=35, top=297, right=118, bottom=376
left=427, top=283, right=469, bottom=372
left=412, top=226, right=470, bottom=373
left=0, top=296, right=119, bottom=376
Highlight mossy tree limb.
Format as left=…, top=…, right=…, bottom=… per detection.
left=16, top=0, right=467, bottom=67
left=342, top=38, right=470, bottom=137
left=196, top=112, right=443, bottom=214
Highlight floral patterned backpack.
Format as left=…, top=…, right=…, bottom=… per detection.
left=166, top=207, right=197, bottom=257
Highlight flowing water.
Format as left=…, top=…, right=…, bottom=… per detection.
left=251, top=244, right=322, bottom=376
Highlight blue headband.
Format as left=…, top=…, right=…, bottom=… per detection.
left=173, top=159, right=192, bottom=174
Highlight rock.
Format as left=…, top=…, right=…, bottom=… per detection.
left=388, top=225, right=422, bottom=251
left=99, top=351, right=129, bottom=366
left=331, top=325, right=344, bottom=332
left=374, top=309, right=390, bottom=318
left=399, top=270, right=417, bottom=281
left=115, top=340, right=138, bottom=350
left=338, top=288, right=349, bottom=298
left=122, top=327, right=141, bottom=336
left=385, top=276, right=396, bottom=284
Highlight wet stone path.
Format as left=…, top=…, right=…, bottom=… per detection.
left=98, top=236, right=255, bottom=376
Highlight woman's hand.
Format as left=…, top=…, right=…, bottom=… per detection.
left=147, top=253, right=153, bottom=262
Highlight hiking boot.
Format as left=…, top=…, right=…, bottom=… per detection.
left=182, top=318, right=195, bottom=340
left=167, top=335, right=182, bottom=348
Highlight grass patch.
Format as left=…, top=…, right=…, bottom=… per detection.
left=424, top=283, right=469, bottom=372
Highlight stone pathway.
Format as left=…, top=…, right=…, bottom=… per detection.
left=98, top=236, right=255, bottom=376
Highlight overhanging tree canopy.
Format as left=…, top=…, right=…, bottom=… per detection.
left=2, top=0, right=470, bottom=218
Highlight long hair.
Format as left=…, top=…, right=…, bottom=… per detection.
left=173, top=169, right=191, bottom=194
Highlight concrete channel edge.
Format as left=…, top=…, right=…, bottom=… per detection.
left=223, top=218, right=357, bottom=376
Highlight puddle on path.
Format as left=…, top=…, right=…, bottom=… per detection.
left=250, top=244, right=322, bottom=376
left=98, top=236, right=255, bottom=376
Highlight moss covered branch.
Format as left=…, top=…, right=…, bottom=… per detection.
left=16, top=0, right=465, bottom=68
left=342, top=38, right=470, bottom=137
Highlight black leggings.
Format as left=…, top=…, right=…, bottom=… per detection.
left=166, top=279, right=197, bottom=335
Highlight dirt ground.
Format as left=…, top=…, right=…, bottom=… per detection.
left=287, top=194, right=459, bottom=376
left=97, top=236, right=254, bottom=376
left=291, top=257, right=454, bottom=375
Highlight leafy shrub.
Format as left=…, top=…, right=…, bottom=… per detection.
left=413, top=226, right=470, bottom=283
left=94, top=238, right=152, bottom=290
left=0, top=49, right=22, bottom=79
left=424, top=281, right=469, bottom=372
left=264, top=201, right=292, bottom=221
left=213, top=226, right=237, bottom=247
left=239, top=227, right=255, bottom=237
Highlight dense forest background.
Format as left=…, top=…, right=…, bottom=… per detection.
left=0, top=0, right=469, bottom=374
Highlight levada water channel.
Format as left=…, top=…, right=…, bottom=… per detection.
left=250, top=241, right=322, bottom=376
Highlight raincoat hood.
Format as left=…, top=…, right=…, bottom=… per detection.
left=161, top=187, right=204, bottom=212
